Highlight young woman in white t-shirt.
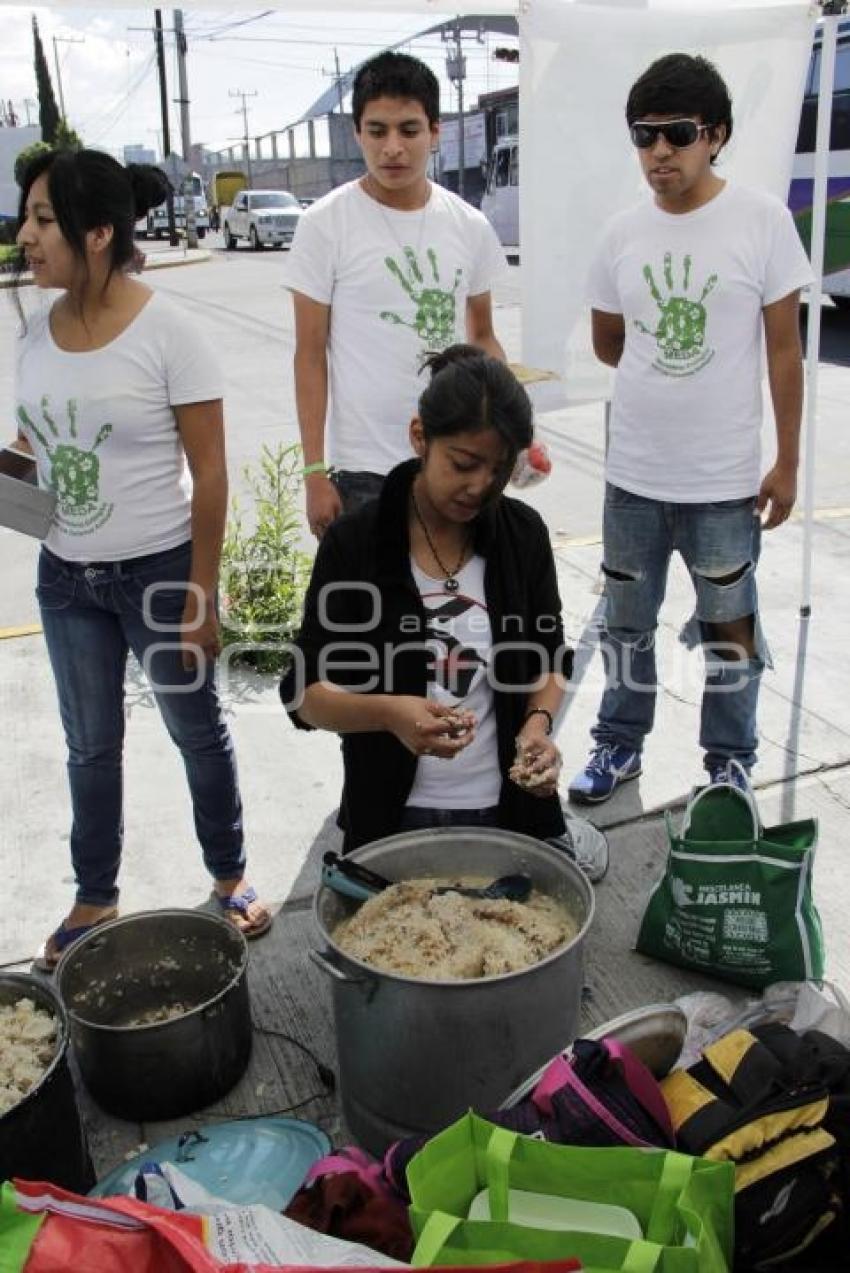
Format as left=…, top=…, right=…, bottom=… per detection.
left=14, top=148, right=271, bottom=968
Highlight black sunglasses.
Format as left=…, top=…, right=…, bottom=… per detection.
left=630, top=119, right=710, bottom=150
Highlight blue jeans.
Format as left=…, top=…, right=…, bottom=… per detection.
left=593, top=484, right=766, bottom=771
left=37, top=541, right=245, bottom=907
left=331, top=469, right=385, bottom=515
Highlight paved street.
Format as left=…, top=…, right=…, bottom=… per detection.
left=2, top=238, right=848, bottom=1002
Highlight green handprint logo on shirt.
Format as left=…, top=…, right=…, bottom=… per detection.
left=17, top=397, right=114, bottom=534
left=634, top=252, right=718, bottom=377
left=380, top=247, right=462, bottom=350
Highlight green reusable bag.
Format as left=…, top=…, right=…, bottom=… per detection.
left=636, top=779, right=824, bottom=990
left=407, top=1112, right=734, bottom=1273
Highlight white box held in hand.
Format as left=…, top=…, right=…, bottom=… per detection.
left=0, top=446, right=56, bottom=540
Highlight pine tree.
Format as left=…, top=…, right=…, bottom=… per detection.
left=32, top=16, right=61, bottom=144
left=55, top=119, right=83, bottom=151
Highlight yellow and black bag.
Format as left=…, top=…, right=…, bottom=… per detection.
left=661, top=1022, right=850, bottom=1269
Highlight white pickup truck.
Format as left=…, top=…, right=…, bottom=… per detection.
left=222, top=189, right=302, bottom=250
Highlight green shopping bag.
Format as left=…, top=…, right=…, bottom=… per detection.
left=407, top=1112, right=734, bottom=1273
left=636, top=778, right=824, bottom=990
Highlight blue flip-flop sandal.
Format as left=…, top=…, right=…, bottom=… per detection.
left=34, top=908, right=118, bottom=973
left=213, top=885, right=272, bottom=940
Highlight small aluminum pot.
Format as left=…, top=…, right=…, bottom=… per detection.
left=56, top=909, right=252, bottom=1121
left=312, top=828, right=594, bottom=1155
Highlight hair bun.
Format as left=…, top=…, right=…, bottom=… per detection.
left=420, top=343, right=482, bottom=380
left=127, top=163, right=172, bottom=219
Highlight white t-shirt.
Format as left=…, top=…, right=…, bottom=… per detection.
left=406, top=555, right=501, bottom=811
left=16, top=291, right=223, bottom=562
left=587, top=183, right=813, bottom=502
left=285, top=180, right=507, bottom=474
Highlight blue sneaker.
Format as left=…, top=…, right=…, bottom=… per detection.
left=568, top=744, right=642, bottom=805
left=706, top=759, right=752, bottom=793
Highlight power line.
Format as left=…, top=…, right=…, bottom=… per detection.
left=78, top=49, right=155, bottom=133
left=199, top=10, right=275, bottom=40
left=85, top=51, right=157, bottom=143
left=193, top=49, right=318, bottom=74
left=200, top=33, right=429, bottom=49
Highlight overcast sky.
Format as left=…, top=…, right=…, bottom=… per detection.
left=1, top=7, right=519, bottom=158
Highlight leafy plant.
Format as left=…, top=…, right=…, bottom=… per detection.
left=54, top=120, right=83, bottom=151
left=220, top=443, right=311, bottom=675
left=13, top=141, right=52, bottom=187
left=14, top=130, right=83, bottom=190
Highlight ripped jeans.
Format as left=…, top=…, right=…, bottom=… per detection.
left=592, top=484, right=767, bottom=771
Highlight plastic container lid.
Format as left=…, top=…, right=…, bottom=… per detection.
left=89, top=1116, right=330, bottom=1210
left=468, top=1187, right=643, bottom=1239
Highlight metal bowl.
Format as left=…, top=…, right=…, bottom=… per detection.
left=56, top=909, right=252, bottom=1121
left=499, top=1002, right=688, bottom=1109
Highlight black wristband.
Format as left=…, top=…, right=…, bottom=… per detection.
left=523, top=707, right=553, bottom=735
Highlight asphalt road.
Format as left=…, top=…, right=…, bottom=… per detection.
left=1, top=235, right=847, bottom=632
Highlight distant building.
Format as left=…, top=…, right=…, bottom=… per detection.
left=123, top=144, right=156, bottom=166
left=1, top=124, right=41, bottom=220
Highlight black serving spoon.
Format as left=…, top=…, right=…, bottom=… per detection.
left=432, top=873, right=532, bottom=902
left=322, top=852, right=532, bottom=904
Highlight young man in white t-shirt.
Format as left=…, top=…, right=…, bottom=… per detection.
left=286, top=51, right=507, bottom=537
left=569, top=53, right=813, bottom=804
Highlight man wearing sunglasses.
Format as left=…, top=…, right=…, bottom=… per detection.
left=569, top=53, right=813, bottom=806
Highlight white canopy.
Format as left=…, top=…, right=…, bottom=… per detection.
left=0, top=1, right=813, bottom=11
left=520, top=1, right=815, bottom=398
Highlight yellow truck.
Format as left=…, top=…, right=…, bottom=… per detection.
left=208, top=170, right=248, bottom=232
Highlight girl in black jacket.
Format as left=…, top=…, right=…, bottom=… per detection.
left=282, top=346, right=606, bottom=879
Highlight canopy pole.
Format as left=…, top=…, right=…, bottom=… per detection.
left=800, top=8, right=840, bottom=616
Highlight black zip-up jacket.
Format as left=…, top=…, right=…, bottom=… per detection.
left=280, top=459, right=572, bottom=851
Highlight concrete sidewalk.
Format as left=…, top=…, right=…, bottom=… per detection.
left=1, top=249, right=847, bottom=1173
left=0, top=243, right=211, bottom=289
left=5, top=504, right=847, bottom=1171
left=2, top=509, right=847, bottom=987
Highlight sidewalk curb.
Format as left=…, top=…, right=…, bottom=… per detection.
left=0, top=248, right=213, bottom=290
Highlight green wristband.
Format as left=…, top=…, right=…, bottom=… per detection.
left=302, top=461, right=329, bottom=477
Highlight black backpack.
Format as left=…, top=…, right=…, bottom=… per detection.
left=661, top=1022, right=850, bottom=1269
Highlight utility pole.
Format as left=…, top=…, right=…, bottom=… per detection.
left=147, top=127, right=163, bottom=160
left=333, top=47, right=348, bottom=166
left=154, top=10, right=178, bottom=246
left=443, top=21, right=486, bottom=201
left=52, top=34, right=85, bottom=121
left=229, top=88, right=257, bottom=188
left=321, top=49, right=350, bottom=182
left=23, top=98, right=37, bottom=126
left=173, top=9, right=197, bottom=248
left=333, top=49, right=346, bottom=118
left=444, top=22, right=467, bottom=198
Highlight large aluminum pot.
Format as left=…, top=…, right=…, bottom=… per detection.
left=312, top=828, right=594, bottom=1155
left=0, top=972, right=94, bottom=1192
left=56, top=909, right=252, bottom=1121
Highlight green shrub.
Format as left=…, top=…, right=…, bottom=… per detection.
left=220, top=443, right=311, bottom=675
left=13, top=140, right=52, bottom=187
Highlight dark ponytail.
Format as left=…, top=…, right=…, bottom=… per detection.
left=418, top=343, right=533, bottom=459
left=127, top=162, right=172, bottom=221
